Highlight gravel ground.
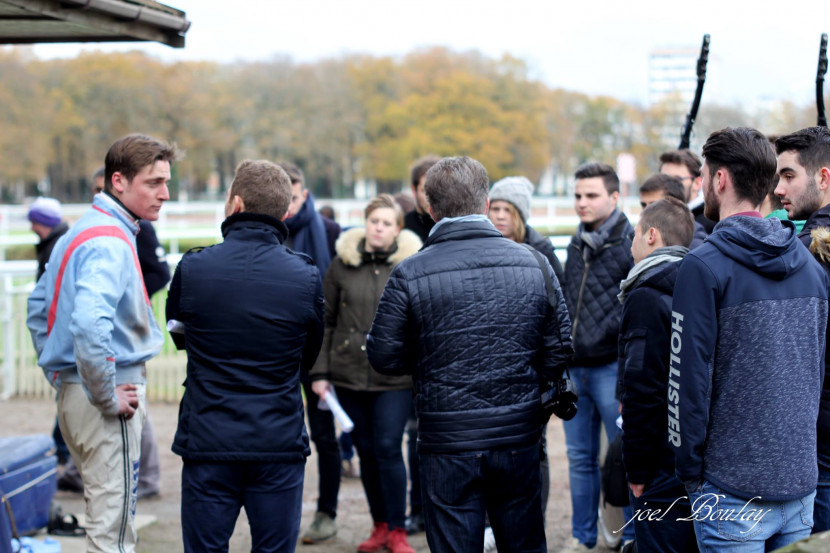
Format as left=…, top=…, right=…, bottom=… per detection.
left=0, top=397, right=622, bottom=553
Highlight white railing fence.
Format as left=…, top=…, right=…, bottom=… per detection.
left=0, top=197, right=642, bottom=401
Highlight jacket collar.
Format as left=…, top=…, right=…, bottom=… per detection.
left=93, top=192, right=140, bottom=235
left=424, top=218, right=503, bottom=247
left=801, top=203, right=830, bottom=236
left=221, top=212, right=288, bottom=243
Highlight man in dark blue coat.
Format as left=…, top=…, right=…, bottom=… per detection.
left=166, top=159, right=324, bottom=553
left=367, top=156, right=572, bottom=553
left=617, top=197, right=697, bottom=552
left=672, top=127, right=828, bottom=551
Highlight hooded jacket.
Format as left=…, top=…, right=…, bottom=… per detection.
left=366, top=218, right=572, bottom=454
left=618, top=258, right=684, bottom=485
left=671, top=215, right=828, bottom=501
left=167, top=212, right=324, bottom=462
left=310, top=226, right=422, bottom=391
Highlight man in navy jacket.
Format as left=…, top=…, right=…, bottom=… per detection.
left=167, top=160, right=324, bottom=553
left=671, top=127, right=828, bottom=551
left=367, top=156, right=572, bottom=553
left=618, top=197, right=697, bottom=552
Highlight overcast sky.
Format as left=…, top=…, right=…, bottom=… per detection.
left=27, top=0, right=830, bottom=109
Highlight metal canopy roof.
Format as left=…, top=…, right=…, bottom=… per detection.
left=0, top=0, right=190, bottom=48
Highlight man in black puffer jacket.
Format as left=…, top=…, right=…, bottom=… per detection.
left=367, top=156, right=572, bottom=553
left=562, top=162, right=634, bottom=552
left=166, top=160, right=324, bottom=553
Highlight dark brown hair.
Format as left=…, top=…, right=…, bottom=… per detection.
left=639, top=197, right=695, bottom=248
left=104, top=134, right=180, bottom=192
left=410, top=155, right=440, bottom=188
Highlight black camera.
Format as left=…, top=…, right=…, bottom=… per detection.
left=541, top=378, right=578, bottom=421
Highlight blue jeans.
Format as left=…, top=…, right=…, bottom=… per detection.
left=420, top=441, right=546, bottom=553
left=688, top=480, right=814, bottom=552
left=337, top=388, right=411, bottom=530
left=181, top=460, right=305, bottom=553
left=813, top=463, right=830, bottom=533
left=563, top=363, right=633, bottom=547
left=627, top=468, right=698, bottom=553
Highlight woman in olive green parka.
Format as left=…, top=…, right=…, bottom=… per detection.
left=310, top=194, right=422, bottom=553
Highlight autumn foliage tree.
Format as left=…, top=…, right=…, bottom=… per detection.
left=0, top=46, right=821, bottom=203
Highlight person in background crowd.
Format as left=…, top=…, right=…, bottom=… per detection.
left=561, top=162, right=634, bottom=553
left=167, top=159, right=324, bottom=553
left=618, top=197, right=698, bottom=553
left=394, top=192, right=416, bottom=215
left=28, top=133, right=176, bottom=553
left=403, top=155, right=440, bottom=243
left=316, top=204, right=341, bottom=257
left=311, top=194, right=421, bottom=553
left=638, top=174, right=706, bottom=249
left=368, top=156, right=572, bottom=553
left=319, top=205, right=336, bottom=221
left=28, top=197, right=72, bottom=464
left=489, top=176, right=564, bottom=284
left=28, top=197, right=69, bottom=281
left=659, top=149, right=716, bottom=234
left=401, top=154, right=439, bottom=535
left=277, top=161, right=343, bottom=545
left=673, top=127, right=827, bottom=550
left=774, top=126, right=830, bottom=533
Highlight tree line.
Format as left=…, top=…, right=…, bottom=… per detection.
left=0, top=46, right=820, bottom=203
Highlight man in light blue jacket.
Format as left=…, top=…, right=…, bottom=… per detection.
left=27, top=134, right=178, bottom=553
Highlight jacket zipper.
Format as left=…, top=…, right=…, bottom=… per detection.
left=570, top=235, right=627, bottom=341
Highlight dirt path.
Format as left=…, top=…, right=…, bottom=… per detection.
left=0, top=397, right=620, bottom=552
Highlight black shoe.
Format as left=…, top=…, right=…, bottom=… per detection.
left=404, top=512, right=425, bottom=535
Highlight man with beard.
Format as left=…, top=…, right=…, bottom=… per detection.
left=774, top=126, right=830, bottom=533
left=277, top=161, right=343, bottom=544
left=672, top=127, right=827, bottom=550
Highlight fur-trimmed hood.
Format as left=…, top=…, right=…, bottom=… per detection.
left=335, top=226, right=422, bottom=268
left=810, top=226, right=830, bottom=265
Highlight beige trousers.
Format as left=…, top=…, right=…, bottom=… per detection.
left=58, top=383, right=145, bottom=553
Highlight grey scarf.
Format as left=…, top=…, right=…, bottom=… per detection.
left=618, top=246, right=688, bottom=304
left=579, top=208, right=623, bottom=253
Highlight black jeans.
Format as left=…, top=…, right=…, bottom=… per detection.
left=302, top=377, right=341, bottom=518
left=338, top=388, right=412, bottom=530
left=420, top=441, right=546, bottom=553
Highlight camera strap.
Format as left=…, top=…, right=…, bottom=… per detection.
left=522, top=244, right=572, bottom=381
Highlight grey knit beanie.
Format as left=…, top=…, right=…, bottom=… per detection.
left=489, top=176, right=534, bottom=222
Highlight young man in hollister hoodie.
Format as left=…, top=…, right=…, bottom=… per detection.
left=671, top=127, right=829, bottom=551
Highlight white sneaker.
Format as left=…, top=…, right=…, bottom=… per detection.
left=559, top=537, right=595, bottom=553
left=483, top=526, right=497, bottom=553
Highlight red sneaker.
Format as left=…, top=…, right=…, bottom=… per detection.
left=357, top=522, right=389, bottom=552
left=387, top=527, right=415, bottom=553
